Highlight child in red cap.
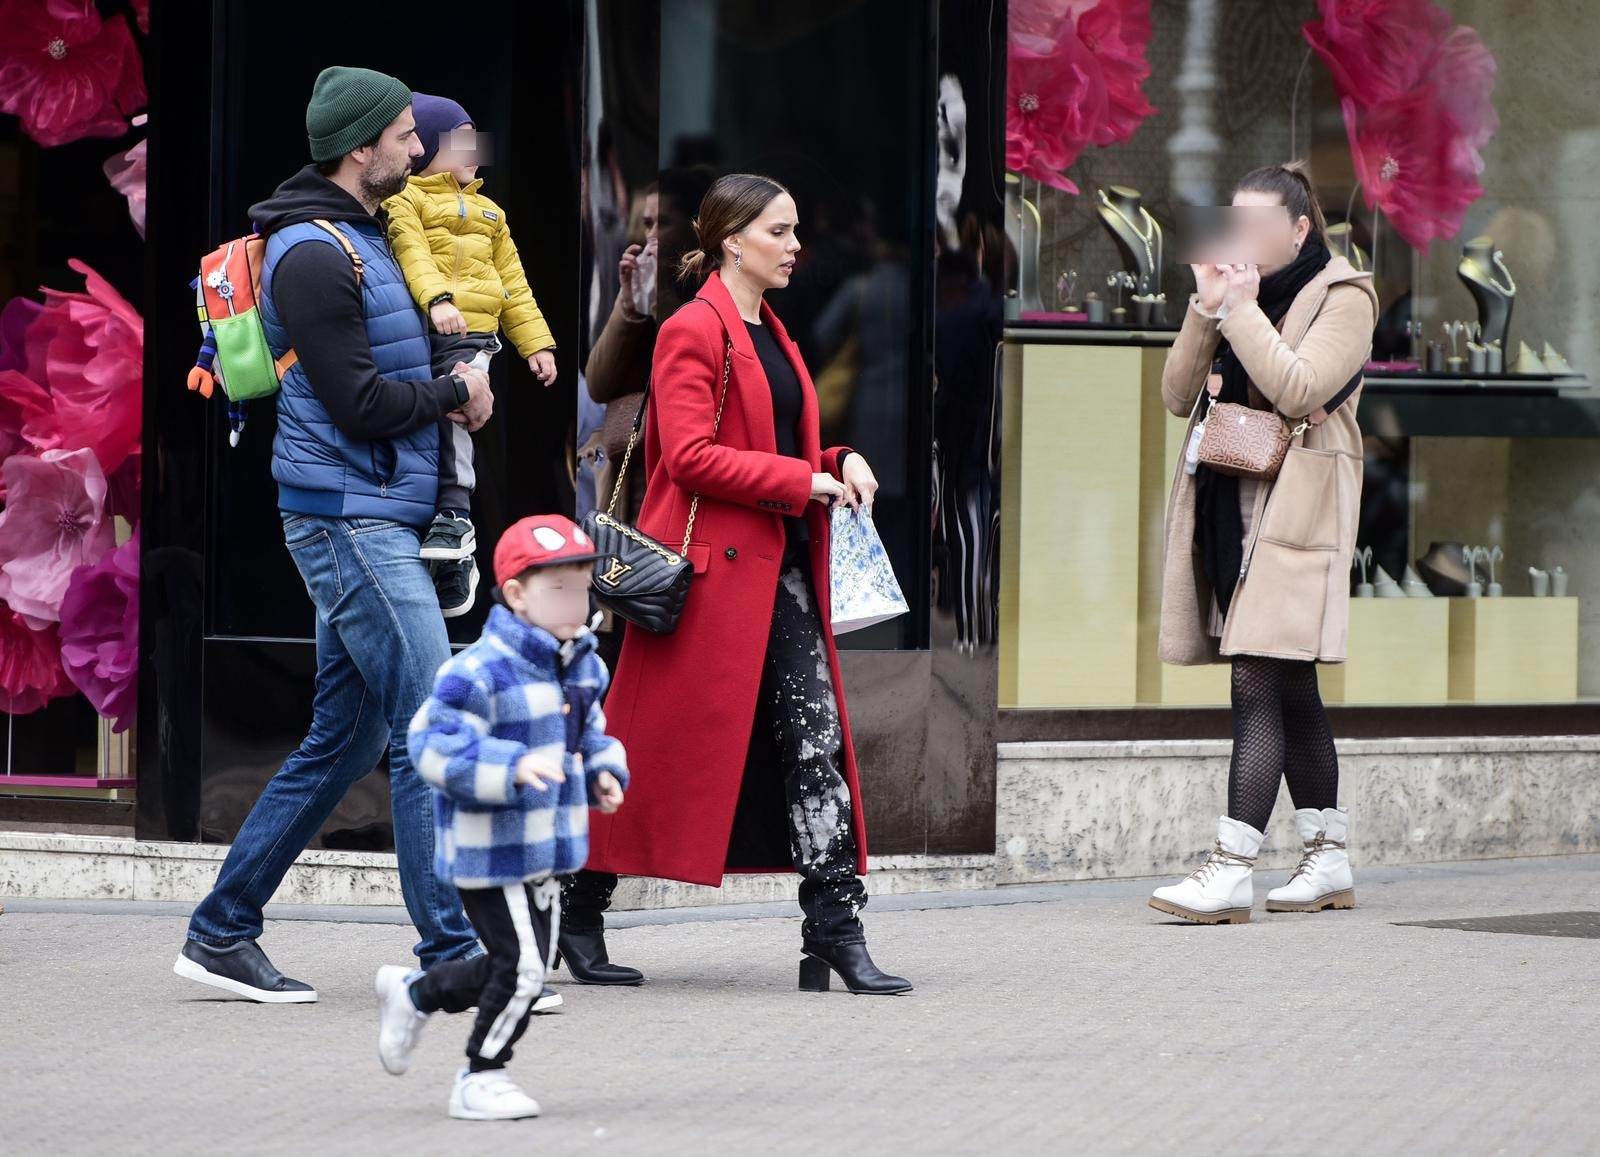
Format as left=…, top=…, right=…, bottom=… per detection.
left=375, top=514, right=627, bottom=1121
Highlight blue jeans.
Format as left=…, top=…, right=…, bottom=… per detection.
left=187, top=514, right=478, bottom=967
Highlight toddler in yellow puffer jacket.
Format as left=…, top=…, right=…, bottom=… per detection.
left=384, top=92, right=558, bottom=618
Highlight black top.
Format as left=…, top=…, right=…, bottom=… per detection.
left=745, top=320, right=808, bottom=543
left=251, top=166, right=460, bottom=442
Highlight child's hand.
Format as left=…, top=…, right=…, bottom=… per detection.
left=529, top=350, right=558, bottom=386
left=593, top=771, right=624, bottom=814
left=431, top=301, right=468, bottom=335
left=514, top=753, right=566, bottom=791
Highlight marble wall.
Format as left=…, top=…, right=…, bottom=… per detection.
left=996, top=737, right=1600, bottom=884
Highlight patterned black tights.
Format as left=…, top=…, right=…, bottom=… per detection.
left=1226, top=655, right=1340, bottom=833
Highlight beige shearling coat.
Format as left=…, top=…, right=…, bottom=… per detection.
left=1158, top=257, right=1378, bottom=665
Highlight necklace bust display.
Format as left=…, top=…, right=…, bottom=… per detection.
left=1096, top=185, right=1162, bottom=296
left=1457, top=236, right=1515, bottom=354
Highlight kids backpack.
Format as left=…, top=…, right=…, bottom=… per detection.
left=186, top=219, right=362, bottom=445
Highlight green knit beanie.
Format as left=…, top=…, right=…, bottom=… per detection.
left=305, top=66, right=413, bottom=163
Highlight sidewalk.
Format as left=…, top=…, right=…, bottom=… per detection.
left=2, top=855, right=1597, bottom=1155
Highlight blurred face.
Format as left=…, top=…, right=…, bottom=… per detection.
left=725, top=192, right=801, bottom=291
left=503, top=563, right=592, bottom=640
left=640, top=191, right=659, bottom=243
left=1227, top=190, right=1310, bottom=276
left=355, top=108, right=422, bottom=203
left=424, top=124, right=489, bottom=184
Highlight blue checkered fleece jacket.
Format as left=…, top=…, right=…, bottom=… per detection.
left=407, top=604, right=629, bottom=890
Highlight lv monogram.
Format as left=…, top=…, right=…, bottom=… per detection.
left=598, top=558, right=634, bottom=587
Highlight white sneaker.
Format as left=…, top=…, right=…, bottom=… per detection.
left=375, top=965, right=430, bottom=1076
left=449, top=1068, right=541, bottom=1121
left=1149, top=816, right=1264, bottom=924
left=1266, top=807, right=1356, bottom=912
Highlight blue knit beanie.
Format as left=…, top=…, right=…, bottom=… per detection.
left=411, top=93, right=474, bottom=172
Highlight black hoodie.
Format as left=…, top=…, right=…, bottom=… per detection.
left=248, top=166, right=465, bottom=443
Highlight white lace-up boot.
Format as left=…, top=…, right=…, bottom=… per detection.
left=1148, top=816, right=1263, bottom=924
left=1266, top=807, right=1355, bottom=912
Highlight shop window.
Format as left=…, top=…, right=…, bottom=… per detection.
left=0, top=1, right=147, bottom=797
left=1000, top=0, right=1600, bottom=710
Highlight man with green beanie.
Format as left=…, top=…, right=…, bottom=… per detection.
left=177, top=66, right=501, bottom=1004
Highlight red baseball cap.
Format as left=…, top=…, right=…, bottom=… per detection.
left=493, top=514, right=607, bottom=587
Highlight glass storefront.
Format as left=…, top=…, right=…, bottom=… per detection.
left=7, top=0, right=1592, bottom=850
left=999, top=0, right=1600, bottom=717
left=0, top=1, right=145, bottom=803
left=0, top=0, right=1006, bottom=853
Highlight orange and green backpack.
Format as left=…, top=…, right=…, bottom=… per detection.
left=187, top=219, right=362, bottom=444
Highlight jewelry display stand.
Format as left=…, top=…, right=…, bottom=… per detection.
left=1457, top=236, right=1515, bottom=353
left=1096, top=186, right=1163, bottom=319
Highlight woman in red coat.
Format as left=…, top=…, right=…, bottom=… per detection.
left=561, top=173, right=912, bottom=995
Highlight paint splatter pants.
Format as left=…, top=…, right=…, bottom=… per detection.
left=562, top=550, right=867, bottom=947
left=764, top=557, right=868, bottom=947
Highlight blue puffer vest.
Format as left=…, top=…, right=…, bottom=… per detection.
left=260, top=218, right=439, bottom=526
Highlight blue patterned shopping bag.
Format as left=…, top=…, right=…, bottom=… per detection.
left=828, top=505, right=910, bottom=635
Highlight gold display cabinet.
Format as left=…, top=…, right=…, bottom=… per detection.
left=1000, top=342, right=1145, bottom=707
left=999, top=337, right=1228, bottom=708
left=1320, top=598, right=1451, bottom=705
left=1447, top=597, right=1580, bottom=702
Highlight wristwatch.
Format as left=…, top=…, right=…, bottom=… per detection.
left=448, top=373, right=469, bottom=407
left=428, top=292, right=454, bottom=308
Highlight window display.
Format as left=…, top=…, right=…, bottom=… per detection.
left=1000, top=0, right=1600, bottom=711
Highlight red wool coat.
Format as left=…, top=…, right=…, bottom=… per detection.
left=585, top=272, right=868, bottom=887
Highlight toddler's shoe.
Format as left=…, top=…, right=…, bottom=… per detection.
left=433, top=557, right=480, bottom=619
left=449, top=1068, right=541, bottom=1121
left=421, top=512, right=477, bottom=561
left=375, top=965, right=430, bottom=1075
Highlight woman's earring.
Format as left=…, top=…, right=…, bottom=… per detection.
left=734, top=251, right=742, bottom=272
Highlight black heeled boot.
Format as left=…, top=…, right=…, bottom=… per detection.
left=798, top=941, right=913, bottom=995
left=555, top=927, right=644, bottom=986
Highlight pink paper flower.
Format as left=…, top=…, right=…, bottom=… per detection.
left=0, top=446, right=113, bottom=627
left=1342, top=93, right=1483, bottom=250
left=1431, top=24, right=1498, bottom=160
left=1007, top=23, right=1106, bottom=193
left=1007, top=1, right=1154, bottom=193
left=0, top=369, right=52, bottom=498
left=0, top=0, right=147, bottom=148
left=0, top=296, right=43, bottom=374
left=1077, top=0, right=1156, bottom=147
left=1303, top=0, right=1452, bottom=111
left=0, top=610, right=72, bottom=715
left=131, top=0, right=148, bottom=35
left=59, top=526, right=138, bottom=731
left=21, top=259, right=143, bottom=476
left=103, top=135, right=146, bottom=238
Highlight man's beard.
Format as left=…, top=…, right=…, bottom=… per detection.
left=360, top=161, right=410, bottom=205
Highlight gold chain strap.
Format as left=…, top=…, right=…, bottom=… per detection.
left=601, top=305, right=734, bottom=560
left=680, top=338, right=734, bottom=556
left=590, top=511, right=683, bottom=565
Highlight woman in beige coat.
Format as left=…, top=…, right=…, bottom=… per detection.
left=1148, top=164, right=1378, bottom=926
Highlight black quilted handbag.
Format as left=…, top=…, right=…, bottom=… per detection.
left=581, top=335, right=732, bottom=633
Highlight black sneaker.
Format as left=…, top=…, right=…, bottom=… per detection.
left=434, top=556, right=480, bottom=618
left=173, top=939, right=318, bottom=1003
left=420, top=512, right=477, bottom=561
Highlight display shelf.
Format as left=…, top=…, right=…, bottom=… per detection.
left=1447, top=597, right=1579, bottom=702
left=1320, top=598, right=1451, bottom=705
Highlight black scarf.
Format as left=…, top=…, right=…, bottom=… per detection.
left=1194, top=233, right=1331, bottom=617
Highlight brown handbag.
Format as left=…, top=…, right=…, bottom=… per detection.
left=1196, top=396, right=1309, bottom=481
